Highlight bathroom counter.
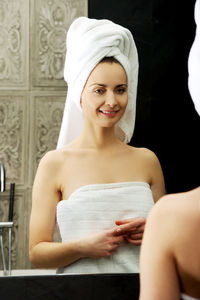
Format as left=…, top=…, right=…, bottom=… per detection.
left=0, top=273, right=139, bottom=300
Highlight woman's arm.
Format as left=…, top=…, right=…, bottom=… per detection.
left=139, top=197, right=180, bottom=300
left=29, top=150, right=81, bottom=268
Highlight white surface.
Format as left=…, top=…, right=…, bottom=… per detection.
left=0, top=269, right=56, bottom=277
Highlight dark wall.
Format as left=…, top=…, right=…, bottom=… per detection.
left=88, top=0, right=200, bottom=194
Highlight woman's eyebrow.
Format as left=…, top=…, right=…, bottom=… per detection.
left=89, top=83, right=127, bottom=87
left=90, top=83, right=106, bottom=87
left=116, top=84, right=128, bottom=87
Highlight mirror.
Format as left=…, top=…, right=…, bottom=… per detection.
left=0, top=0, right=199, bottom=275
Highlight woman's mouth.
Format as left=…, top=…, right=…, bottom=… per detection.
left=99, top=110, right=119, bottom=117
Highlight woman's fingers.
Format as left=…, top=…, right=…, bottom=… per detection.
left=112, top=222, right=137, bottom=236
left=115, top=217, right=146, bottom=227
left=114, top=218, right=146, bottom=237
left=126, top=238, right=142, bottom=246
left=126, top=233, right=143, bottom=240
left=106, top=220, right=146, bottom=249
left=115, top=218, right=146, bottom=235
left=103, top=235, right=124, bottom=256
left=82, top=229, right=126, bottom=258
left=127, top=225, right=145, bottom=234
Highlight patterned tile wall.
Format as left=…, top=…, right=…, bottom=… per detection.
left=0, top=0, right=87, bottom=270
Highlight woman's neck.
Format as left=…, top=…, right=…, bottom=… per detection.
left=76, top=123, right=121, bottom=150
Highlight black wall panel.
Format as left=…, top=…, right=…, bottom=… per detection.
left=88, top=0, right=199, bottom=193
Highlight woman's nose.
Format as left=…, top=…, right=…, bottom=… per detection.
left=105, top=92, right=117, bottom=107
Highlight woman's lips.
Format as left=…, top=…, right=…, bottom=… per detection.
left=99, top=110, right=119, bottom=117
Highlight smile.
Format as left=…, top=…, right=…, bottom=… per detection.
left=99, top=110, right=119, bottom=117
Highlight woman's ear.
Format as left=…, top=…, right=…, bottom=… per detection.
left=80, top=97, right=82, bottom=108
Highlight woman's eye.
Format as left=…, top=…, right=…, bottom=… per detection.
left=94, top=89, right=104, bottom=94
left=116, top=88, right=126, bottom=94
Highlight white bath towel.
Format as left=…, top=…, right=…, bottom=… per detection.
left=57, top=17, right=138, bottom=148
left=56, top=181, right=154, bottom=274
left=188, top=0, right=200, bottom=116
left=181, top=294, right=200, bottom=300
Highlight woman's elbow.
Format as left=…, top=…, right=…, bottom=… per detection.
left=29, top=246, right=43, bottom=268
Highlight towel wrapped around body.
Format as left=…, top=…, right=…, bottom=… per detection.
left=56, top=181, right=154, bottom=274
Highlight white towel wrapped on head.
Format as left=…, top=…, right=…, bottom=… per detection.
left=188, top=0, right=200, bottom=116
left=57, top=17, right=138, bottom=148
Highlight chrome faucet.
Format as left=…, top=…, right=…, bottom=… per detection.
left=0, top=162, right=5, bottom=192
left=0, top=162, right=8, bottom=275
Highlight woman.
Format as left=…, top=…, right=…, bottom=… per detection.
left=29, top=17, right=165, bottom=273
left=139, top=0, right=200, bottom=298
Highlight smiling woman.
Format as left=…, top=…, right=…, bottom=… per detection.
left=29, top=17, right=165, bottom=274
left=80, top=59, right=128, bottom=127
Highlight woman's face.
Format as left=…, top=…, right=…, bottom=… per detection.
left=80, top=61, right=128, bottom=128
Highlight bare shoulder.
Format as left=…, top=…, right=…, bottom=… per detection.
left=36, top=148, right=69, bottom=178
left=137, top=147, right=160, bottom=165
left=128, top=146, right=160, bottom=165
left=156, top=187, right=200, bottom=213
left=38, top=149, right=62, bottom=168
left=126, top=146, right=165, bottom=201
left=148, top=187, right=200, bottom=228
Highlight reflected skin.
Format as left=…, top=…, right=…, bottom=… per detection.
left=139, top=188, right=200, bottom=300
left=29, top=61, right=165, bottom=269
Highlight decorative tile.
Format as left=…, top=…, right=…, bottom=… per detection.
left=0, top=94, right=28, bottom=187
left=0, top=0, right=29, bottom=89
left=31, top=0, right=88, bottom=87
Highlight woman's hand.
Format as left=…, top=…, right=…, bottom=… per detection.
left=79, top=221, right=136, bottom=258
left=79, top=227, right=124, bottom=258
left=115, top=218, right=146, bottom=245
